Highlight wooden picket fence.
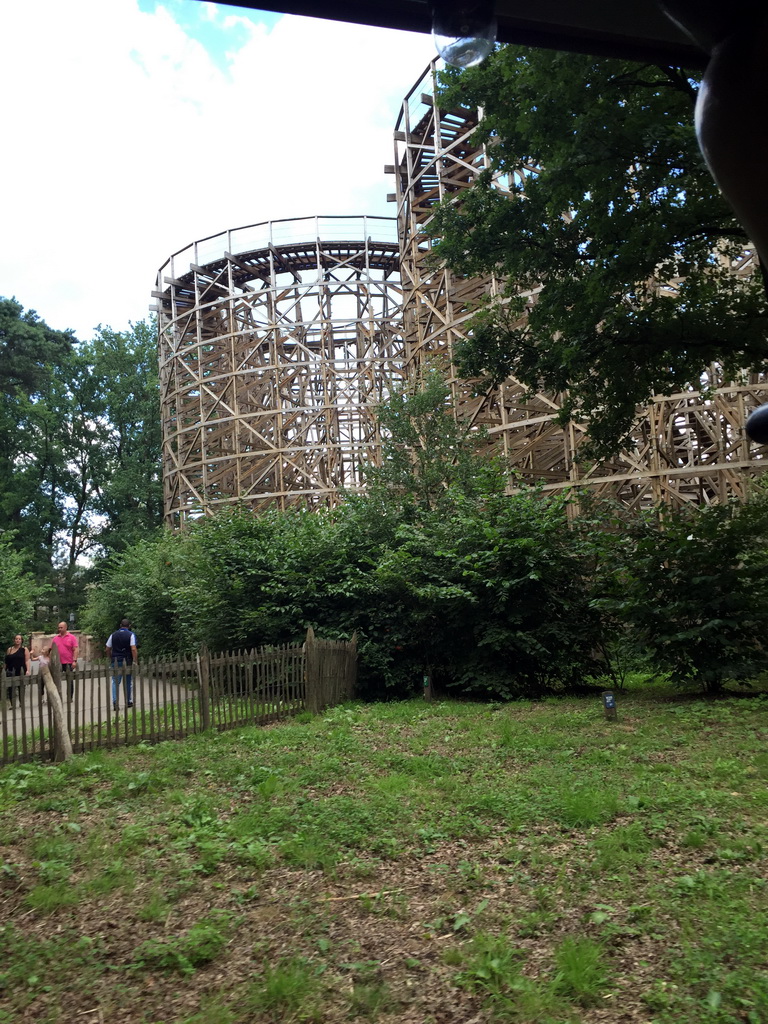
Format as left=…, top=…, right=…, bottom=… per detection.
left=0, top=628, right=356, bottom=766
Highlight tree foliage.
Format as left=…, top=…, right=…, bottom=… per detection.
left=81, top=530, right=185, bottom=655
left=83, top=489, right=603, bottom=699
left=82, top=375, right=768, bottom=699
left=599, top=496, right=768, bottom=692
left=85, top=479, right=768, bottom=699
left=430, top=49, right=768, bottom=455
left=79, top=322, right=163, bottom=556
left=0, top=533, right=38, bottom=645
left=366, top=371, right=506, bottom=509
left=0, top=298, right=162, bottom=623
left=0, top=298, right=73, bottom=399
left=0, top=299, right=75, bottom=576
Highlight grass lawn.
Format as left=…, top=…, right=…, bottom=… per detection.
left=1, top=688, right=767, bottom=1023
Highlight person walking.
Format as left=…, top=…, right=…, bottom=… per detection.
left=106, top=619, right=138, bottom=711
left=50, top=622, right=79, bottom=700
left=4, top=634, right=30, bottom=708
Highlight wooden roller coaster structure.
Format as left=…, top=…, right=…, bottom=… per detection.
left=155, top=64, right=768, bottom=523
left=391, top=61, right=768, bottom=509
left=154, top=217, right=404, bottom=525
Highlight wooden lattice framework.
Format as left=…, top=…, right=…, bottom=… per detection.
left=390, top=61, right=768, bottom=507
left=154, top=217, right=405, bottom=525
left=156, top=69, right=768, bottom=523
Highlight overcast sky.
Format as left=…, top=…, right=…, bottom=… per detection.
left=0, top=0, right=434, bottom=339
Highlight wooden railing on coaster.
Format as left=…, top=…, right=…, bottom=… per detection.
left=0, top=629, right=357, bottom=766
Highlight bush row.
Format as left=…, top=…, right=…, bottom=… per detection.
left=83, top=487, right=768, bottom=698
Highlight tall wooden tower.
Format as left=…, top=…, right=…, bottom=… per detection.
left=154, top=216, right=405, bottom=525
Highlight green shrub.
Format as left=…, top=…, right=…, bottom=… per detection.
left=601, top=496, right=768, bottom=691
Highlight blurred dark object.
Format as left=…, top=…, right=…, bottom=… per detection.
left=746, top=404, right=768, bottom=445
left=199, top=0, right=768, bottom=277
left=196, top=0, right=705, bottom=65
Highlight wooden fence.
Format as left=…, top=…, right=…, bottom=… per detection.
left=0, top=629, right=356, bottom=766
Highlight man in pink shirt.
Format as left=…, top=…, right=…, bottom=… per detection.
left=50, top=622, right=79, bottom=699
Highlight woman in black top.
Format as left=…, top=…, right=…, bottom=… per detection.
left=5, top=634, right=30, bottom=707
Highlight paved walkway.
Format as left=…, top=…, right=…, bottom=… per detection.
left=1, top=673, right=195, bottom=732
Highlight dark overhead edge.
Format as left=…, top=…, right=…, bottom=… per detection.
left=195, top=0, right=707, bottom=67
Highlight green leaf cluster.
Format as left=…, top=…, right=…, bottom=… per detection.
left=0, top=297, right=162, bottom=624
left=84, top=483, right=768, bottom=698
left=366, top=369, right=507, bottom=509
left=430, top=50, right=768, bottom=455
left=82, top=485, right=601, bottom=699
left=594, top=493, right=768, bottom=692
left=0, top=532, right=37, bottom=644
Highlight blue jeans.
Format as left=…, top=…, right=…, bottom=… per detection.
left=111, top=656, right=133, bottom=707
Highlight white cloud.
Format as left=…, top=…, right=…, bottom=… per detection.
left=200, top=2, right=219, bottom=21
left=0, top=0, right=433, bottom=338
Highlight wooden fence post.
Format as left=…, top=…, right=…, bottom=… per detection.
left=348, top=632, right=358, bottom=701
left=197, top=646, right=211, bottom=731
left=44, top=645, right=72, bottom=761
left=305, top=627, right=320, bottom=713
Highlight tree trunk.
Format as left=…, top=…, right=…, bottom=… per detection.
left=43, top=647, right=73, bottom=761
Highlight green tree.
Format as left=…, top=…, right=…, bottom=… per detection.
left=369, top=489, right=599, bottom=698
left=49, top=320, right=163, bottom=612
left=83, top=378, right=604, bottom=697
left=0, top=298, right=75, bottom=577
left=0, top=297, right=73, bottom=398
left=367, top=371, right=506, bottom=509
left=82, top=528, right=188, bottom=654
left=0, top=302, right=162, bottom=620
left=431, top=50, right=768, bottom=455
left=83, top=321, right=163, bottom=555
left=0, top=533, right=38, bottom=644
left=83, top=486, right=601, bottom=700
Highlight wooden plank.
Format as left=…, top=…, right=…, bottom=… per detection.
left=2, top=675, right=12, bottom=764
left=130, top=662, right=138, bottom=744
left=161, top=655, right=169, bottom=740
left=29, top=679, right=38, bottom=760
left=76, top=664, right=83, bottom=754
left=37, top=677, right=46, bottom=758
left=94, top=663, right=102, bottom=750
left=187, top=655, right=197, bottom=735
left=232, top=650, right=241, bottom=728
left=175, top=655, right=184, bottom=738
left=197, top=648, right=210, bottom=732
left=19, top=679, right=28, bottom=760
left=257, top=649, right=264, bottom=720
left=87, top=663, right=95, bottom=752
left=106, top=667, right=114, bottom=748
left=136, top=659, right=145, bottom=743
left=176, top=656, right=184, bottom=735
left=122, top=664, right=130, bottom=748
left=223, top=652, right=231, bottom=730
left=151, top=658, right=159, bottom=741
left=73, top=664, right=82, bottom=753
